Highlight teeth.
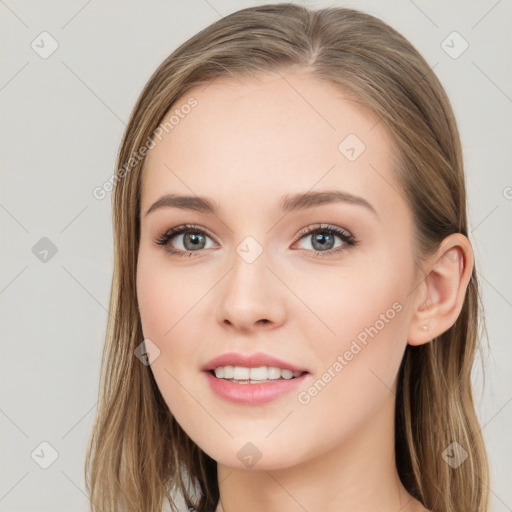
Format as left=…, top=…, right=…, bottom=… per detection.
left=233, top=366, right=250, bottom=380
left=267, top=367, right=282, bottom=379
left=281, top=369, right=294, bottom=379
left=213, top=365, right=302, bottom=381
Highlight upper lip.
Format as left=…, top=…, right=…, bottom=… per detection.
left=202, top=352, right=309, bottom=374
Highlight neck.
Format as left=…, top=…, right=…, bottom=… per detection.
left=214, top=391, right=422, bottom=512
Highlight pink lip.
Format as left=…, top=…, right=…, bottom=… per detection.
left=201, top=352, right=310, bottom=406
left=203, top=371, right=309, bottom=405
left=201, top=352, right=309, bottom=373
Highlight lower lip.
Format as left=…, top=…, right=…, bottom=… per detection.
left=204, top=370, right=308, bottom=405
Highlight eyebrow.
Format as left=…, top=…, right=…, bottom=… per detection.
left=144, top=190, right=377, bottom=217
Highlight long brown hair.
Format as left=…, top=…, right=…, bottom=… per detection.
left=84, top=4, right=489, bottom=511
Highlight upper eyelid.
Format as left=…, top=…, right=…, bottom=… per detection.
left=296, top=223, right=352, bottom=238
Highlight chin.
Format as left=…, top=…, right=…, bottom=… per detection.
left=200, top=438, right=306, bottom=471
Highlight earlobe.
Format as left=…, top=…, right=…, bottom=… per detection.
left=407, top=234, right=474, bottom=346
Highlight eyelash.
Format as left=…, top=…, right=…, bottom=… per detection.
left=153, top=223, right=358, bottom=259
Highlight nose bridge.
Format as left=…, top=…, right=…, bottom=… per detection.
left=216, top=234, right=284, bottom=329
left=227, top=236, right=270, bottom=305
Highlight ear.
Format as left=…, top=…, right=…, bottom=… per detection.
left=407, top=233, right=474, bottom=346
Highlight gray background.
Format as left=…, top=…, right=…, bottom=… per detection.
left=1, top=0, right=511, bottom=510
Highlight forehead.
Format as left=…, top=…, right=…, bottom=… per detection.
left=140, top=70, right=404, bottom=218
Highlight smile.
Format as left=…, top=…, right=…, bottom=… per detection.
left=212, top=365, right=304, bottom=383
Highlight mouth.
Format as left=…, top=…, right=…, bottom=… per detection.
left=201, top=352, right=310, bottom=404
left=208, top=366, right=309, bottom=384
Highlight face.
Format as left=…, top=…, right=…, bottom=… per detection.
left=136, top=70, right=420, bottom=470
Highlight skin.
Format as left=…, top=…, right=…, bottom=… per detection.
left=136, top=69, right=473, bottom=512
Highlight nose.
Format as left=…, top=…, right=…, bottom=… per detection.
left=216, top=248, right=286, bottom=333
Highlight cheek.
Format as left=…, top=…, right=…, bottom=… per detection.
left=137, top=264, right=170, bottom=340
left=136, top=251, right=203, bottom=339
left=296, top=263, right=412, bottom=408
left=287, top=277, right=409, bottom=457
left=136, top=252, right=210, bottom=416
left=299, top=265, right=409, bottom=348
left=136, top=255, right=190, bottom=385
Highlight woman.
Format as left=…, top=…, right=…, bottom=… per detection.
left=85, top=4, right=489, bottom=511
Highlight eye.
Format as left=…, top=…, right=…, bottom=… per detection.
left=154, top=224, right=217, bottom=257
left=293, top=224, right=358, bottom=257
left=154, top=223, right=358, bottom=258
